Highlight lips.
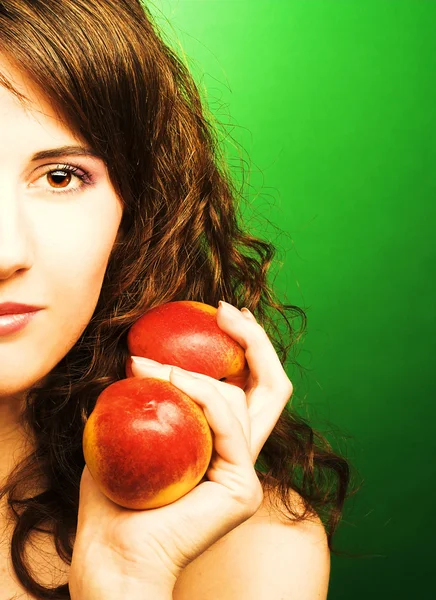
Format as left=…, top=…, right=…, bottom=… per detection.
left=0, top=302, right=43, bottom=315
left=0, top=310, right=41, bottom=336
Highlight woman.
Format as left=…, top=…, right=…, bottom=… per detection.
left=0, top=1, right=355, bottom=598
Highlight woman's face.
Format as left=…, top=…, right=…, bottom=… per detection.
left=0, top=59, right=123, bottom=401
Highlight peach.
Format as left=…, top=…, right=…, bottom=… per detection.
left=83, top=377, right=213, bottom=510
left=126, top=300, right=249, bottom=388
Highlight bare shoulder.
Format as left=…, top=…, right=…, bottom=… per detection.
left=173, top=485, right=331, bottom=600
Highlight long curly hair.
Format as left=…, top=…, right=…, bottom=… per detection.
left=0, top=1, right=361, bottom=597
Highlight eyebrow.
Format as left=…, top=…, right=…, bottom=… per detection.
left=30, top=145, right=103, bottom=162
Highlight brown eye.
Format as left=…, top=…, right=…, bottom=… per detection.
left=47, top=169, right=73, bottom=189
left=36, top=163, right=93, bottom=196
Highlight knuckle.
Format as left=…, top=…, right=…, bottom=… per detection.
left=230, top=386, right=247, bottom=404
left=232, top=473, right=264, bottom=515
left=249, top=479, right=264, bottom=513
left=281, top=378, right=294, bottom=399
left=219, top=379, right=247, bottom=404
left=242, top=476, right=264, bottom=513
left=257, top=376, right=293, bottom=400
left=243, top=323, right=268, bottom=350
left=167, top=364, right=184, bottom=374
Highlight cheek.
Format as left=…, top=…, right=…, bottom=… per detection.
left=0, top=196, right=123, bottom=397
left=45, top=206, right=121, bottom=319
left=34, top=196, right=123, bottom=342
left=50, top=225, right=114, bottom=302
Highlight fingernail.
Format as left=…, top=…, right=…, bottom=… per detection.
left=131, top=356, right=161, bottom=367
left=241, top=307, right=256, bottom=320
left=218, top=300, right=240, bottom=314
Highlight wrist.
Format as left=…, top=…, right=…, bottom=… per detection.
left=69, top=571, right=175, bottom=600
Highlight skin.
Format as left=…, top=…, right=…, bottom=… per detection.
left=0, top=55, right=328, bottom=600
left=0, top=55, right=123, bottom=485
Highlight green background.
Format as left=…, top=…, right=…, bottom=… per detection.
left=149, top=1, right=435, bottom=598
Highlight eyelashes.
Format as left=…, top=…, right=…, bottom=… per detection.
left=40, top=163, right=94, bottom=196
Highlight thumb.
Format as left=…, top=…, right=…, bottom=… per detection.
left=77, top=465, right=120, bottom=527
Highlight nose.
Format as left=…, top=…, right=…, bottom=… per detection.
left=0, top=190, right=34, bottom=279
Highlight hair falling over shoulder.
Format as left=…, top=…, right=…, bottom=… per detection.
left=0, top=1, right=361, bottom=597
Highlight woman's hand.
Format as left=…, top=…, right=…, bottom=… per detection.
left=69, top=301, right=294, bottom=599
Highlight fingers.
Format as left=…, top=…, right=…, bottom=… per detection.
left=168, top=369, right=253, bottom=471
left=131, top=356, right=251, bottom=447
left=130, top=300, right=294, bottom=467
left=216, top=301, right=294, bottom=462
left=77, top=465, right=121, bottom=528
left=130, top=357, right=261, bottom=532
left=216, top=301, right=293, bottom=399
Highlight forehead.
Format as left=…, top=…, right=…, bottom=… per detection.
left=0, top=56, right=45, bottom=114
left=0, top=57, right=82, bottom=153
